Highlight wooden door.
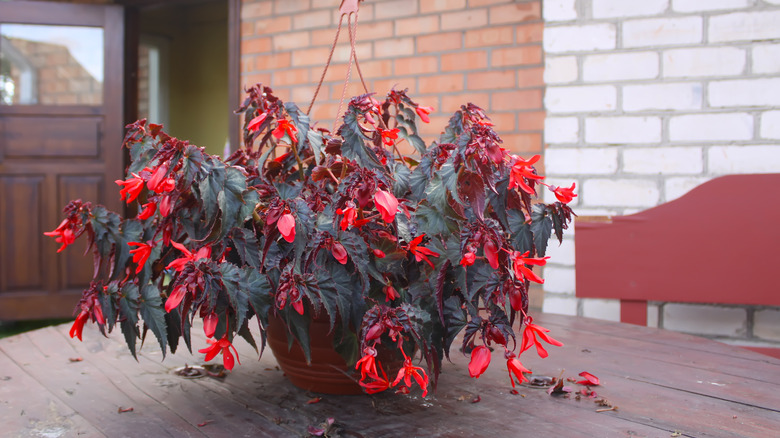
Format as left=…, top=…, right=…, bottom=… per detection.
left=0, top=1, right=124, bottom=320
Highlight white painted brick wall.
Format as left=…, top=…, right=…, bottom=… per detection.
left=583, top=52, right=659, bottom=82
left=708, top=145, right=780, bottom=174
left=545, top=148, right=618, bottom=175
left=622, top=17, right=702, bottom=48
left=754, top=309, right=780, bottom=342
left=544, top=24, right=616, bottom=53
left=709, top=11, right=780, bottom=43
left=760, top=111, right=780, bottom=139
left=672, top=0, right=749, bottom=12
left=709, top=78, right=780, bottom=107
left=544, top=56, right=579, bottom=84
left=663, top=304, right=747, bottom=337
left=585, top=116, right=661, bottom=144
left=582, top=179, right=660, bottom=207
left=545, top=117, right=579, bottom=143
left=623, top=147, right=703, bottom=175
left=542, top=0, right=780, bottom=345
left=592, top=0, right=668, bottom=19
left=753, top=44, right=780, bottom=74
left=543, top=0, right=577, bottom=22
left=663, top=47, right=746, bottom=78
left=545, top=85, right=617, bottom=113
left=669, top=113, right=753, bottom=142
left=623, top=83, right=702, bottom=111
left=581, top=298, right=621, bottom=321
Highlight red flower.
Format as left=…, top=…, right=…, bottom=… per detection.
left=115, top=173, right=145, bottom=203
left=379, top=128, right=399, bottom=146
left=277, top=213, right=296, bottom=243
left=415, top=105, right=434, bottom=123
left=468, top=345, right=491, bottom=378
left=576, top=371, right=600, bottom=386
left=484, top=240, right=499, bottom=269
left=203, top=312, right=218, bottom=338
left=460, top=251, right=476, bottom=266
left=137, top=202, right=157, bottom=220
left=331, top=241, right=348, bottom=264
left=506, top=352, right=531, bottom=388
left=520, top=316, right=563, bottom=359
left=508, top=155, right=544, bottom=195
left=392, top=357, right=429, bottom=397
left=166, top=241, right=211, bottom=272
left=374, top=189, right=398, bottom=223
left=355, top=347, right=378, bottom=380
left=165, top=285, right=187, bottom=313
left=511, top=251, right=549, bottom=284
left=147, top=164, right=169, bottom=193
left=405, top=234, right=440, bottom=269
left=69, top=310, right=89, bottom=341
left=247, top=112, right=267, bottom=132
left=372, top=249, right=386, bottom=258
left=551, top=183, right=577, bottom=204
left=44, top=219, right=77, bottom=253
left=384, top=284, right=399, bottom=302
left=198, top=335, right=240, bottom=370
left=336, top=202, right=359, bottom=230
left=360, top=367, right=392, bottom=394
left=128, top=241, right=154, bottom=274
left=159, top=195, right=173, bottom=217
left=272, top=119, right=298, bottom=143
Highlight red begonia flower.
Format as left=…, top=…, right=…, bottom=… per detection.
left=147, top=163, right=169, bottom=193
left=392, top=357, right=429, bottom=397
left=384, top=284, right=399, bottom=302
left=272, top=119, right=298, bottom=143
left=336, top=203, right=358, bottom=230
left=247, top=112, right=267, bottom=132
left=165, top=285, right=187, bottom=313
left=69, top=310, right=89, bottom=341
left=355, top=347, right=378, bottom=380
left=115, top=174, right=145, bottom=203
left=277, top=213, right=296, bottom=243
left=203, top=312, right=218, bottom=338
left=512, top=251, right=549, bottom=284
left=468, top=345, right=491, bottom=378
left=460, top=252, right=476, bottom=266
left=359, top=367, right=391, bottom=394
left=576, top=371, right=600, bottom=386
left=506, top=353, right=532, bottom=388
left=379, top=128, right=399, bottom=146
left=521, top=317, right=563, bottom=359
left=374, top=189, right=398, bottom=223
left=484, top=240, right=499, bottom=269
left=199, top=335, right=240, bottom=370
left=405, top=234, right=440, bottom=269
left=44, top=219, right=77, bottom=253
left=137, top=202, right=157, bottom=220
left=372, top=249, right=386, bottom=258
left=331, top=241, right=348, bottom=264
left=415, top=105, right=434, bottom=123
left=551, top=183, right=577, bottom=204
left=128, top=241, right=154, bottom=274
left=508, top=155, right=544, bottom=195
left=166, top=241, right=211, bottom=272
left=159, top=195, right=173, bottom=217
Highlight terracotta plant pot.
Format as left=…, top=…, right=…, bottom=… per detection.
left=266, top=312, right=364, bottom=394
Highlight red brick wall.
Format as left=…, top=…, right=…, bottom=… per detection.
left=239, top=0, right=543, bottom=157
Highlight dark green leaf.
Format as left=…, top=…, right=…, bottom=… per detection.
left=139, top=283, right=167, bottom=356
left=340, top=110, right=383, bottom=169
left=333, top=323, right=359, bottom=367
left=231, top=228, right=261, bottom=269
left=119, top=283, right=140, bottom=359
left=530, top=205, right=552, bottom=257
left=392, top=162, right=411, bottom=198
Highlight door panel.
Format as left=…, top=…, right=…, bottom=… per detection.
left=0, top=1, right=124, bottom=320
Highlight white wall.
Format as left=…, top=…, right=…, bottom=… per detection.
left=541, top=0, right=780, bottom=347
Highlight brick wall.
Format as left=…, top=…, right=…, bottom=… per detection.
left=542, top=0, right=780, bottom=348
left=240, top=0, right=548, bottom=308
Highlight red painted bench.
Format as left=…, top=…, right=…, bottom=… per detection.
left=575, top=173, right=780, bottom=358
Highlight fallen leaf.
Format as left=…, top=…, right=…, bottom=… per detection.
left=547, top=378, right=572, bottom=396
left=671, top=432, right=681, bottom=437
left=471, top=395, right=481, bottom=403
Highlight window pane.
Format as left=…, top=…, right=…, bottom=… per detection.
left=0, top=23, right=103, bottom=105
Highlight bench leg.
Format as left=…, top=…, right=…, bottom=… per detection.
left=620, top=300, right=648, bottom=326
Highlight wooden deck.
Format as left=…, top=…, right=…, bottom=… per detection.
left=2, top=314, right=779, bottom=437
